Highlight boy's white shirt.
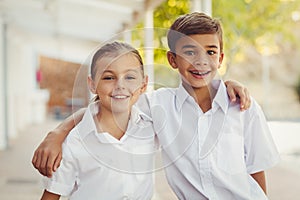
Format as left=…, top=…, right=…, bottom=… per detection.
left=138, top=79, right=280, bottom=200
left=43, top=101, right=156, bottom=200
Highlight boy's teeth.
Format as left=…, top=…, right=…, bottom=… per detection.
left=191, top=71, right=208, bottom=75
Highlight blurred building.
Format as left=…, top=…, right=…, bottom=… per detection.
left=0, top=0, right=166, bottom=150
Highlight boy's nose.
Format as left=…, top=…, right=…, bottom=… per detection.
left=193, top=54, right=209, bottom=67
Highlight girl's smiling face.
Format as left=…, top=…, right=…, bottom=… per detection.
left=168, top=34, right=224, bottom=89
left=89, top=53, right=147, bottom=114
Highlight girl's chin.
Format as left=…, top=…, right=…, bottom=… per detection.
left=110, top=104, right=132, bottom=113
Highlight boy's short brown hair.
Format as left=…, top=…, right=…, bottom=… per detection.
left=167, top=12, right=223, bottom=54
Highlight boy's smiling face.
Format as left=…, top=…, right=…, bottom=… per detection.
left=168, top=33, right=224, bottom=89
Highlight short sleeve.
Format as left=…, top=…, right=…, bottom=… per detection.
left=43, top=140, right=78, bottom=196
left=244, top=101, right=280, bottom=174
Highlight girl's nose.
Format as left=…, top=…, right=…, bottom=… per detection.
left=115, top=78, right=125, bottom=89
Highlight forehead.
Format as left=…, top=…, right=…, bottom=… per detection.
left=175, top=34, right=220, bottom=50
left=95, top=53, right=141, bottom=73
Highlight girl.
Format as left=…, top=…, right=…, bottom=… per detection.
left=41, top=41, right=156, bottom=200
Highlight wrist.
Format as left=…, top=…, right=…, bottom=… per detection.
left=46, top=128, right=68, bottom=143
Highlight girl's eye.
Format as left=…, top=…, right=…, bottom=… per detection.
left=207, top=50, right=217, bottom=55
left=102, top=76, right=115, bottom=80
left=125, top=75, right=136, bottom=80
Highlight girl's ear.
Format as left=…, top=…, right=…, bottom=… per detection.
left=87, top=76, right=96, bottom=94
left=167, top=51, right=178, bottom=69
left=140, top=75, right=148, bottom=93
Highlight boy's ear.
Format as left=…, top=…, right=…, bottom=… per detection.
left=167, top=51, right=178, bottom=69
left=218, top=53, right=224, bottom=68
left=87, top=76, right=97, bottom=94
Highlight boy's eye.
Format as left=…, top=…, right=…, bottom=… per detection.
left=207, top=50, right=217, bottom=55
left=183, top=50, right=196, bottom=56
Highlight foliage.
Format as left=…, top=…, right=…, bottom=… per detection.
left=153, top=0, right=189, bottom=64
left=132, top=0, right=190, bottom=88
left=213, top=0, right=300, bottom=73
left=132, top=0, right=300, bottom=86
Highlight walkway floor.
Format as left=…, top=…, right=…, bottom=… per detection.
left=0, top=118, right=299, bottom=200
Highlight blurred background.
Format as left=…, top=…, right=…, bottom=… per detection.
left=0, top=0, right=300, bottom=199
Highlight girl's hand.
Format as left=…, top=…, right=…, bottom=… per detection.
left=225, top=80, right=251, bottom=111
left=32, top=130, right=63, bottom=178
left=32, top=108, right=86, bottom=177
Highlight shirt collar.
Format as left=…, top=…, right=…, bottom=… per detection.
left=175, top=79, right=229, bottom=114
left=76, top=101, right=152, bottom=142
left=175, top=83, right=191, bottom=111
left=211, top=80, right=229, bottom=114
left=76, top=101, right=99, bottom=139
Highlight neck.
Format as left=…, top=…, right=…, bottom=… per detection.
left=183, top=82, right=217, bottom=113
left=96, top=108, right=130, bottom=140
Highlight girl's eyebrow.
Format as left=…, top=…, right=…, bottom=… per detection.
left=125, top=68, right=141, bottom=73
left=102, top=69, right=113, bottom=73
left=102, top=68, right=141, bottom=74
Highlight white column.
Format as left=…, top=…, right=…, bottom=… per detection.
left=191, top=0, right=212, bottom=16
left=7, top=28, right=36, bottom=135
left=144, top=9, right=154, bottom=91
left=123, top=23, right=132, bottom=44
left=0, top=17, right=8, bottom=150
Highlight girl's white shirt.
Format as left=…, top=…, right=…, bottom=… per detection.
left=43, top=101, right=157, bottom=200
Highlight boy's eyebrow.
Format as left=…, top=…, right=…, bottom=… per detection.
left=181, top=44, right=219, bottom=49
left=206, top=45, right=218, bottom=49
left=182, top=44, right=197, bottom=49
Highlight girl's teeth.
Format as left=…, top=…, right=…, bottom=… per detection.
left=113, top=95, right=127, bottom=99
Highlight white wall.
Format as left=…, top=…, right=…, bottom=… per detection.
left=2, top=24, right=100, bottom=147
left=0, top=17, right=7, bottom=150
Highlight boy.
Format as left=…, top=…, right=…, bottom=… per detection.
left=147, top=12, right=279, bottom=199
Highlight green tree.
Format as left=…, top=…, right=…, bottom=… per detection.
left=133, top=0, right=300, bottom=86
left=213, top=0, right=300, bottom=74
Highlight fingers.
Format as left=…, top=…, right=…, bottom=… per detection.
left=40, top=150, right=49, bottom=176
left=53, top=152, right=62, bottom=172
left=31, top=147, right=55, bottom=178
left=46, top=154, right=57, bottom=178
left=32, top=149, right=46, bottom=176
left=227, top=87, right=237, bottom=103
left=31, top=150, right=38, bottom=169
left=224, top=79, right=252, bottom=111
left=237, top=87, right=251, bottom=111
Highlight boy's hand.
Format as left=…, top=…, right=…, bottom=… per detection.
left=224, top=80, right=251, bottom=111
left=32, top=131, right=63, bottom=178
